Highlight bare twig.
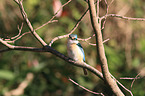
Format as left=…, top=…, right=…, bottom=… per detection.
left=87, top=38, right=110, bottom=46
left=100, top=14, right=145, bottom=21
left=104, top=0, right=114, bottom=14
left=120, top=77, right=142, bottom=80
left=77, top=34, right=95, bottom=41
left=12, top=32, right=31, bottom=42
left=101, top=0, right=114, bottom=29
left=5, top=20, right=57, bottom=43
left=4, top=23, right=23, bottom=41
left=28, top=0, right=72, bottom=46
left=68, top=77, right=104, bottom=96
left=49, top=8, right=89, bottom=46
left=15, top=0, right=47, bottom=46
left=110, top=74, right=133, bottom=96
left=116, top=80, right=133, bottom=96
left=12, top=23, right=23, bottom=39
left=79, top=37, right=109, bottom=46
left=34, top=20, right=58, bottom=31
left=131, top=72, right=141, bottom=88
left=35, top=0, right=71, bottom=31
left=119, top=72, right=145, bottom=91
left=4, top=31, right=31, bottom=43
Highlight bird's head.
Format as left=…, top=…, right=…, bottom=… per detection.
left=68, top=34, right=79, bottom=44
left=69, top=34, right=77, bottom=40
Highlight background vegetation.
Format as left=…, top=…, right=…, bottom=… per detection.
left=0, top=0, right=145, bottom=95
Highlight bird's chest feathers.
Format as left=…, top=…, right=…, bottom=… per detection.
left=67, top=44, right=84, bottom=61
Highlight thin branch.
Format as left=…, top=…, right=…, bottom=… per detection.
left=35, top=0, right=71, bottom=31
left=86, top=38, right=110, bottom=46
left=68, top=78, right=104, bottom=96
left=4, top=23, right=23, bottom=42
left=15, top=0, right=47, bottom=46
left=34, top=0, right=71, bottom=31
left=120, top=77, right=142, bottom=80
left=131, top=72, right=141, bottom=88
left=110, top=74, right=133, bottom=96
left=49, top=8, right=89, bottom=46
left=78, top=34, right=95, bottom=41
left=9, top=32, right=31, bottom=43
left=100, top=14, right=145, bottom=21
left=116, top=80, right=133, bottom=96
left=34, top=20, right=58, bottom=31
left=4, top=31, right=31, bottom=44
left=12, top=23, right=23, bottom=39
left=6, top=20, right=57, bottom=43
left=104, top=0, right=114, bottom=14
left=100, top=2, right=145, bottom=30
left=101, top=0, right=114, bottom=29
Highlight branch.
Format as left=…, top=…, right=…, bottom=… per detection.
left=101, top=0, right=114, bottom=29
left=34, top=20, right=58, bottom=31
left=34, top=0, right=71, bottom=31
left=79, top=37, right=109, bottom=46
left=110, top=74, right=133, bottom=96
left=48, top=1, right=103, bottom=46
left=130, top=72, right=141, bottom=88
left=88, top=0, right=124, bottom=95
left=68, top=78, right=104, bottom=96
left=14, top=0, right=47, bottom=46
left=100, top=14, right=145, bottom=21
left=49, top=8, right=89, bottom=46
left=120, top=77, right=142, bottom=80
left=0, top=38, right=104, bottom=80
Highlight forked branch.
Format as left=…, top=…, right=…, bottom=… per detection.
left=88, top=0, right=124, bottom=95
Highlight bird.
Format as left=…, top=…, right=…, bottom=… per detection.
left=67, top=34, right=87, bottom=75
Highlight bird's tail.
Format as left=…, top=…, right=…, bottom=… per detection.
left=83, top=68, right=87, bottom=75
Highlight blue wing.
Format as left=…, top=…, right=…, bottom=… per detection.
left=77, top=43, right=85, bottom=62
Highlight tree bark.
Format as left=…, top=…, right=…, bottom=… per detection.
left=88, top=0, right=124, bottom=96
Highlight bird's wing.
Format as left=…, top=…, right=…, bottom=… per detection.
left=77, top=43, right=85, bottom=62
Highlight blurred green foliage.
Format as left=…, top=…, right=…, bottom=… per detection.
left=0, top=0, right=145, bottom=96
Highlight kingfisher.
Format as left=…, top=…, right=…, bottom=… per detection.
left=67, top=34, right=87, bottom=75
